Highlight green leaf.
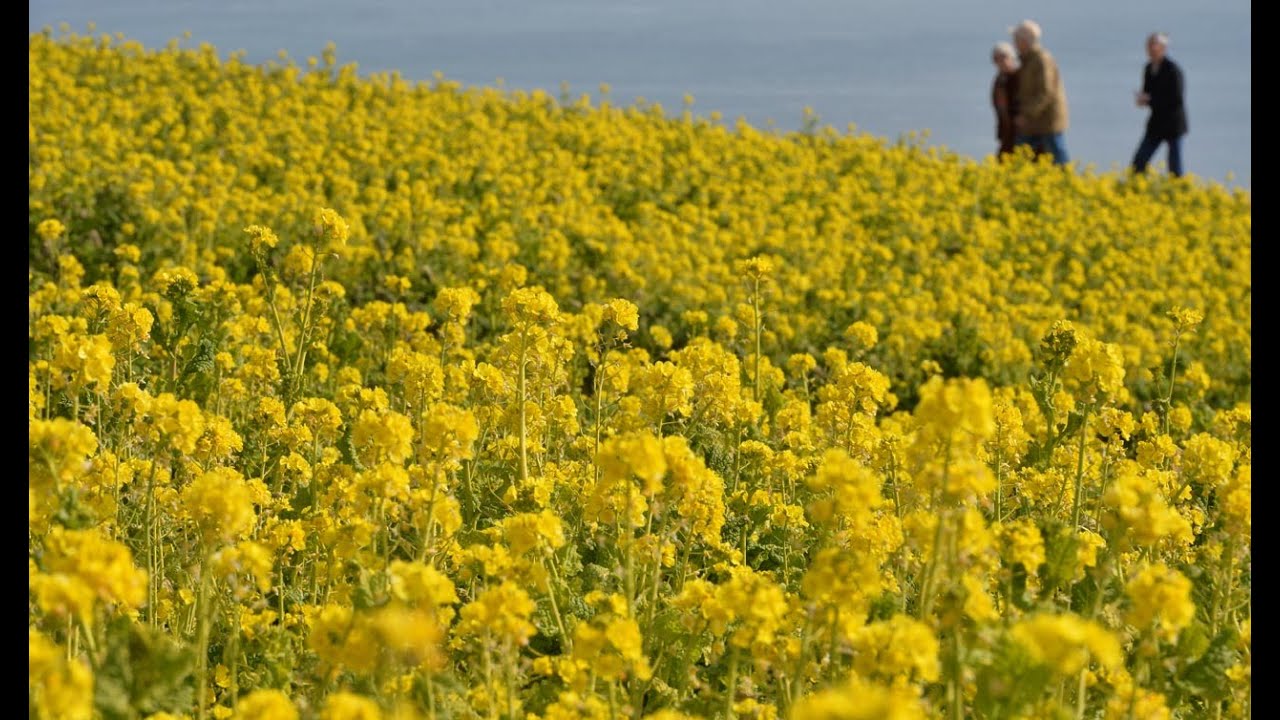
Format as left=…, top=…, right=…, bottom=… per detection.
left=1178, top=626, right=1239, bottom=702
left=179, top=336, right=217, bottom=387
left=972, top=636, right=1053, bottom=718
left=867, top=592, right=900, bottom=622
left=1061, top=410, right=1085, bottom=438
left=1068, top=572, right=1100, bottom=615
left=1177, top=619, right=1212, bottom=662
left=1041, top=521, right=1078, bottom=598
left=94, top=618, right=195, bottom=720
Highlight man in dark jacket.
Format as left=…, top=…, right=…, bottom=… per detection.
left=1132, top=32, right=1188, bottom=177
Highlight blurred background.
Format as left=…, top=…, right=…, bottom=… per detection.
left=30, top=0, right=1251, bottom=188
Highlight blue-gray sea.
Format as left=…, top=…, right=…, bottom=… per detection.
left=30, top=0, right=1250, bottom=188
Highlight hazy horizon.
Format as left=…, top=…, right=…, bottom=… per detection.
left=30, top=0, right=1250, bottom=188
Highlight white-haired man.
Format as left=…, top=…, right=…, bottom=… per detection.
left=1132, top=32, right=1188, bottom=177
left=1010, top=20, right=1070, bottom=165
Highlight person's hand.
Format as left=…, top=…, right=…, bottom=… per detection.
left=1135, top=91, right=1150, bottom=107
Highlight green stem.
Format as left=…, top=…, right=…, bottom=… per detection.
left=888, top=448, right=902, bottom=519
left=1074, top=663, right=1089, bottom=720
left=827, top=606, right=841, bottom=682
left=79, top=617, right=99, bottom=668
left=426, top=670, right=436, bottom=718
left=646, top=515, right=665, bottom=632
left=1162, top=337, right=1181, bottom=436
left=227, top=626, right=240, bottom=708
left=195, top=549, right=214, bottom=720
left=261, top=275, right=293, bottom=398
left=751, top=277, right=761, bottom=403
left=291, top=251, right=323, bottom=391
left=483, top=633, right=497, bottom=720
left=143, top=463, right=159, bottom=628
left=917, top=510, right=947, bottom=620
left=505, top=639, right=517, bottom=720
left=624, top=482, right=636, bottom=615
left=951, top=628, right=964, bottom=720
left=1093, top=447, right=1112, bottom=531
left=1211, top=539, right=1235, bottom=638
left=541, top=552, right=571, bottom=649
left=995, top=445, right=1004, bottom=522
left=918, top=439, right=953, bottom=619
left=724, top=645, right=739, bottom=719
left=1071, top=407, right=1090, bottom=529
left=518, top=327, right=529, bottom=486
left=675, top=529, right=695, bottom=592
left=594, top=351, right=605, bottom=485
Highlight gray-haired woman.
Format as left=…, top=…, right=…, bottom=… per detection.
left=991, top=42, right=1020, bottom=157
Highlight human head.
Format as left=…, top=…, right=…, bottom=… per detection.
left=992, top=42, right=1018, bottom=73
left=1011, top=19, right=1042, bottom=53
left=1146, top=32, right=1169, bottom=62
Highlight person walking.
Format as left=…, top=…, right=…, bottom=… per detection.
left=1131, top=32, right=1187, bottom=177
left=1010, top=20, right=1070, bottom=165
left=991, top=41, right=1021, bottom=157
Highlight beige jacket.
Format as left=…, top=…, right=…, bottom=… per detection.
left=1016, top=46, right=1069, bottom=134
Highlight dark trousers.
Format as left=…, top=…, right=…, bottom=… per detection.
left=1132, top=133, right=1183, bottom=177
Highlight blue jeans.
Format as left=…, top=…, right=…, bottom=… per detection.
left=1132, top=134, right=1183, bottom=177
left=1016, top=133, right=1069, bottom=165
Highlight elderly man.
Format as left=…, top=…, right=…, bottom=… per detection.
left=1010, top=20, right=1070, bottom=165
left=1131, top=32, right=1188, bottom=177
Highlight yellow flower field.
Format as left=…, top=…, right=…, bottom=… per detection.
left=29, top=29, right=1250, bottom=720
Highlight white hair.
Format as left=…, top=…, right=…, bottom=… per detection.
left=992, top=41, right=1016, bottom=60
left=1148, top=32, right=1169, bottom=48
left=1012, top=19, right=1042, bottom=45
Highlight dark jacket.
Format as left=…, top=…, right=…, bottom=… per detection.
left=1016, top=46, right=1069, bottom=134
left=992, top=70, right=1020, bottom=153
left=1142, top=58, right=1187, bottom=139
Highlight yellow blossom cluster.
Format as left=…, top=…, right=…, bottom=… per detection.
left=29, top=30, right=1249, bottom=720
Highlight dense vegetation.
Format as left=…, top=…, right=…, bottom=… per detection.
left=30, top=30, right=1250, bottom=720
